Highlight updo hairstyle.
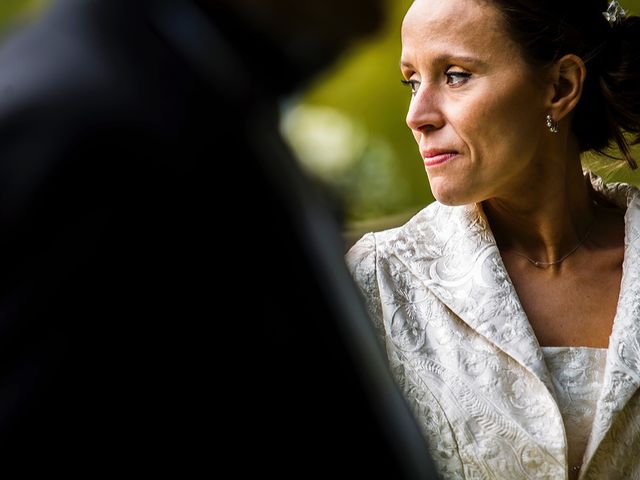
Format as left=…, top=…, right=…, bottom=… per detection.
left=490, top=0, right=640, bottom=168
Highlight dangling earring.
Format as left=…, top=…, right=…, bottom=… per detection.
left=546, top=114, right=559, bottom=133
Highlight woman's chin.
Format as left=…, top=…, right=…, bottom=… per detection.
left=429, top=183, right=471, bottom=207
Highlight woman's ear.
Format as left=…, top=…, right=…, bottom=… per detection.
left=547, top=54, right=587, bottom=121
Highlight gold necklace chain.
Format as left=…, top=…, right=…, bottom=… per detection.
left=507, top=218, right=595, bottom=269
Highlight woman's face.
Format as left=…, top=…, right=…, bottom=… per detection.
left=401, top=0, right=551, bottom=206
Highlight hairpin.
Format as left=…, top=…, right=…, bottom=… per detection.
left=603, top=0, right=627, bottom=26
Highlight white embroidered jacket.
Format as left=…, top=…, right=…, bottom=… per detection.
left=346, top=176, right=640, bottom=479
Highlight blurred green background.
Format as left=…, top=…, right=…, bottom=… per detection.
left=4, top=0, right=640, bottom=242
left=0, top=0, right=47, bottom=31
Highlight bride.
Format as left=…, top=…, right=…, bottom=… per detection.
left=347, top=0, right=640, bottom=478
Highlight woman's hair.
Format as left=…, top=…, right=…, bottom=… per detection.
left=489, top=0, right=640, bottom=168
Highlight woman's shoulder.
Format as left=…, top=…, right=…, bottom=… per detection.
left=587, top=170, right=640, bottom=208
left=346, top=200, right=462, bottom=264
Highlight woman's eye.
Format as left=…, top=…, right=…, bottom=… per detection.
left=401, top=79, right=420, bottom=95
left=445, top=70, right=471, bottom=87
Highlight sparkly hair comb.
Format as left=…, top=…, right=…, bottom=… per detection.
left=603, top=0, right=627, bottom=26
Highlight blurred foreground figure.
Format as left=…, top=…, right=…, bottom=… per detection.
left=0, top=0, right=436, bottom=476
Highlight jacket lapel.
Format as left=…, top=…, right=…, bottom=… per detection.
left=583, top=180, right=640, bottom=469
left=384, top=173, right=640, bottom=475
left=386, top=201, right=555, bottom=393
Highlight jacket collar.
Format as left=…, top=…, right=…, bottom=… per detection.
left=385, top=173, right=640, bottom=468
left=583, top=174, right=640, bottom=470
left=385, top=195, right=554, bottom=393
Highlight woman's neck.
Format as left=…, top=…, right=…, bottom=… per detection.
left=482, top=155, right=595, bottom=267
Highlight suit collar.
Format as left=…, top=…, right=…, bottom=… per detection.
left=148, top=0, right=323, bottom=101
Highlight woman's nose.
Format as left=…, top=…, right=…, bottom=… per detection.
left=405, top=87, right=444, bottom=133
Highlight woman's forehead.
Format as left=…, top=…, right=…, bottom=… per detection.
left=401, top=0, right=514, bottom=66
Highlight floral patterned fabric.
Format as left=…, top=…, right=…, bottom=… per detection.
left=346, top=174, right=640, bottom=479
left=542, top=347, right=606, bottom=476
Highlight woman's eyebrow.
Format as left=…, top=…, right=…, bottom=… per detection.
left=400, top=54, right=489, bottom=70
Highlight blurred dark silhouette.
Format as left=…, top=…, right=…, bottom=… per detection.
left=0, top=0, right=436, bottom=476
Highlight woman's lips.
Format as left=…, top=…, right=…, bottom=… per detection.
left=422, top=151, right=458, bottom=167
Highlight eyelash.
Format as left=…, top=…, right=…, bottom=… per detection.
left=446, top=71, right=472, bottom=87
left=401, top=70, right=472, bottom=94
left=400, top=79, right=420, bottom=94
